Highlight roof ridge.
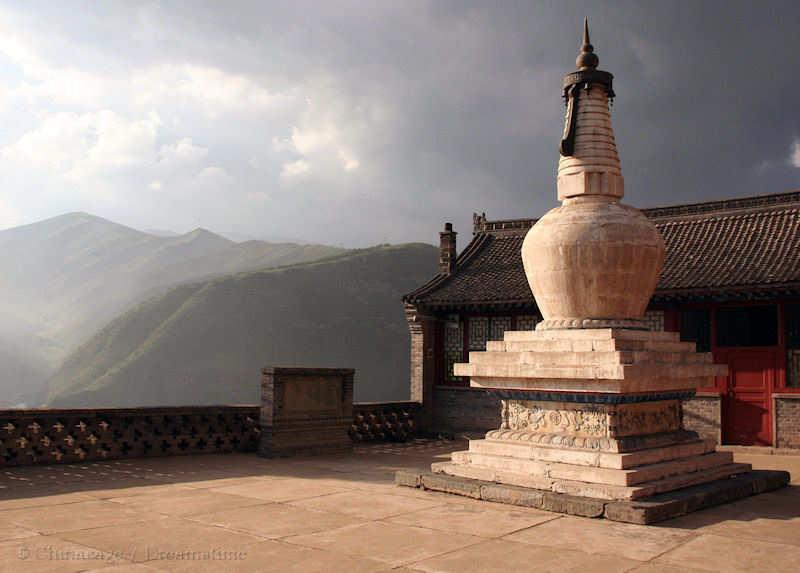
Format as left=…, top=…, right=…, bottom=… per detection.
left=470, top=191, right=800, bottom=230
left=642, top=190, right=800, bottom=220
left=655, top=205, right=800, bottom=226
left=477, top=218, right=538, bottom=233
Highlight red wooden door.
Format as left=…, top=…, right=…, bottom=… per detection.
left=716, top=349, right=776, bottom=446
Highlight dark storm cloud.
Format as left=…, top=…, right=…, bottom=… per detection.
left=0, top=0, right=797, bottom=245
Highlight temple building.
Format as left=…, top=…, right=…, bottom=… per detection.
left=405, top=192, right=800, bottom=448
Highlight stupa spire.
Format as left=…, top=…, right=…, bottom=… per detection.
left=558, top=19, right=621, bottom=200
left=576, top=17, right=598, bottom=70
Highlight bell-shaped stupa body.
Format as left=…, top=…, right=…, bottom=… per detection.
left=522, top=19, right=665, bottom=330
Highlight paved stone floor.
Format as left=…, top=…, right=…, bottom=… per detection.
left=0, top=439, right=797, bottom=572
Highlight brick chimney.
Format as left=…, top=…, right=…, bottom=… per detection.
left=439, top=222, right=457, bottom=275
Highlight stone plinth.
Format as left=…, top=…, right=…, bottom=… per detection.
left=435, top=328, right=752, bottom=502
left=260, top=366, right=354, bottom=457
left=455, top=328, right=724, bottom=394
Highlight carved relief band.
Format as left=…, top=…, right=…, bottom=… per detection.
left=499, top=398, right=682, bottom=439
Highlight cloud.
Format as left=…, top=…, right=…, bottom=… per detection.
left=280, top=159, right=310, bottom=179
left=1, top=110, right=159, bottom=190
left=0, top=107, right=232, bottom=219
left=338, top=149, right=360, bottom=172
left=0, top=198, right=20, bottom=229
left=790, top=139, right=800, bottom=168
left=131, top=64, right=293, bottom=116
left=0, top=19, right=108, bottom=109
left=0, top=2, right=797, bottom=246
left=280, top=116, right=363, bottom=177
left=194, top=166, right=235, bottom=188
left=158, top=138, right=208, bottom=166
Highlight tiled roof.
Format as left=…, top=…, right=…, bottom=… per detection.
left=405, top=191, right=800, bottom=308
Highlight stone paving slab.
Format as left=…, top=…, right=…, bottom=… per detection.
left=396, top=468, right=790, bottom=524
left=0, top=440, right=796, bottom=572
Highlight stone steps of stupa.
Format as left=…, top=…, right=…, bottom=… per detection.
left=468, top=437, right=715, bottom=469
left=469, top=349, right=712, bottom=366
left=431, top=459, right=752, bottom=501
left=488, top=338, right=698, bottom=353
left=449, top=449, right=734, bottom=487
left=455, top=361, right=725, bottom=381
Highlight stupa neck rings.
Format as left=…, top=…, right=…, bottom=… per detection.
left=561, top=69, right=615, bottom=102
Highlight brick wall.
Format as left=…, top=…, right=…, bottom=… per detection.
left=775, top=395, right=800, bottom=448
left=682, top=394, right=721, bottom=444
left=432, top=387, right=501, bottom=433
left=405, top=305, right=425, bottom=402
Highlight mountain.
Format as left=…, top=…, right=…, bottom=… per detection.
left=143, top=228, right=181, bottom=237
left=0, top=212, right=344, bottom=404
left=46, top=244, right=439, bottom=407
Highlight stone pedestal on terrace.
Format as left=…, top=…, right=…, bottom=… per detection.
left=259, top=366, right=354, bottom=457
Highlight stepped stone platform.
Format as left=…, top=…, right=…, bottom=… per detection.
left=423, top=328, right=791, bottom=522
left=456, top=328, right=724, bottom=394
left=395, top=468, right=790, bottom=525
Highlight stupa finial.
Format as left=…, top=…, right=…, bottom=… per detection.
left=576, top=17, right=599, bottom=70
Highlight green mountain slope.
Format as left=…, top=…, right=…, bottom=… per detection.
left=46, top=244, right=438, bottom=407
left=0, top=212, right=343, bottom=404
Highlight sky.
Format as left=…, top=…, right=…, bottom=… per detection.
left=0, top=1, right=797, bottom=246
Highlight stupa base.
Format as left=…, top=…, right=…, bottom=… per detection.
left=432, top=326, right=790, bottom=522
left=429, top=395, right=755, bottom=502
left=431, top=440, right=749, bottom=501
left=395, top=468, right=789, bottom=525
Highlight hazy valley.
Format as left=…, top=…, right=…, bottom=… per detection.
left=0, top=213, right=356, bottom=406
left=46, top=243, right=437, bottom=407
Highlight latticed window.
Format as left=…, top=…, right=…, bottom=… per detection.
left=441, top=314, right=541, bottom=383
left=490, top=316, right=512, bottom=341
left=516, top=315, right=540, bottom=331
left=444, top=316, right=464, bottom=383
left=469, top=317, right=489, bottom=350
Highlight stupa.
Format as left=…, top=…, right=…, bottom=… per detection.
left=400, top=20, right=790, bottom=522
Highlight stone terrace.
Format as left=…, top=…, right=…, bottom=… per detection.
left=0, top=440, right=797, bottom=572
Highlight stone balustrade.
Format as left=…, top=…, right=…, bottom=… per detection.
left=350, top=401, right=421, bottom=442
left=0, top=406, right=261, bottom=468
left=0, top=398, right=422, bottom=468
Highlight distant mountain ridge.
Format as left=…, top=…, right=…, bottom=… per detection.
left=0, top=212, right=345, bottom=405
left=46, top=243, right=439, bottom=407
